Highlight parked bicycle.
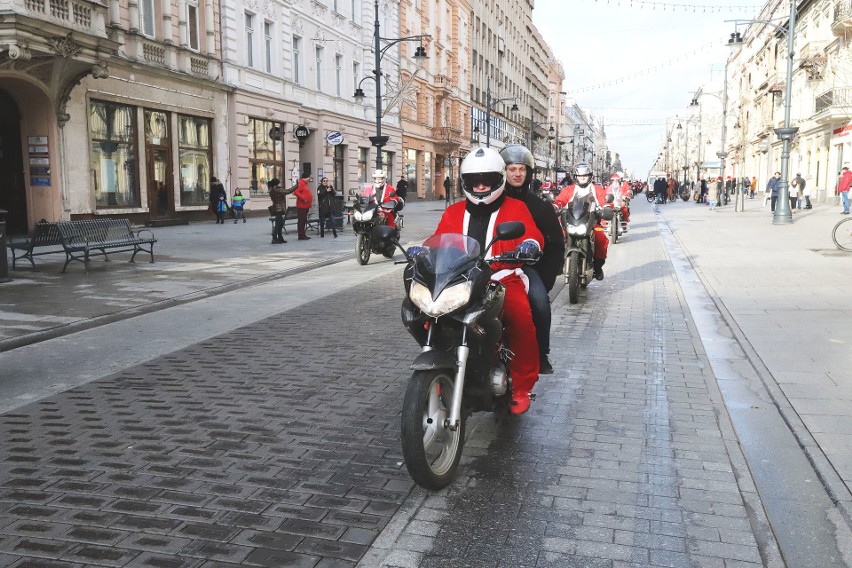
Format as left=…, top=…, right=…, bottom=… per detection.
left=832, top=217, right=852, bottom=251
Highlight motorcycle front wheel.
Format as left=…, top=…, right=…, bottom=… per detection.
left=356, top=234, right=371, bottom=265
left=609, top=217, right=618, bottom=245
left=567, top=251, right=580, bottom=304
left=401, top=369, right=465, bottom=490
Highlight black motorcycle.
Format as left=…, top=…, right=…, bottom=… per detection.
left=351, top=195, right=401, bottom=265
left=562, top=194, right=613, bottom=304
left=378, top=222, right=532, bottom=489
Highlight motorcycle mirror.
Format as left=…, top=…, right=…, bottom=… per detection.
left=599, top=207, right=614, bottom=221
left=606, top=194, right=615, bottom=204
left=373, top=225, right=395, bottom=242
left=495, top=221, right=524, bottom=240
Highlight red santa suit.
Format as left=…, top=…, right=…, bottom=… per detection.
left=433, top=197, right=544, bottom=411
left=363, top=183, right=400, bottom=229
left=554, top=184, right=610, bottom=260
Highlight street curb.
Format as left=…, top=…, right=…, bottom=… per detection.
left=0, top=253, right=352, bottom=354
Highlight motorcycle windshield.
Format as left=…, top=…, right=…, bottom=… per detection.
left=416, top=233, right=482, bottom=299
left=565, top=196, right=592, bottom=225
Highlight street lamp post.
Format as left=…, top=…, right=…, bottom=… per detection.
left=727, top=6, right=798, bottom=224
left=353, top=0, right=430, bottom=172
left=483, top=76, right=519, bottom=148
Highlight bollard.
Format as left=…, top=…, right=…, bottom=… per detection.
left=0, top=209, right=9, bottom=282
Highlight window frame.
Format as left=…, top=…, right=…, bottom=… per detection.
left=293, top=35, right=302, bottom=84
left=139, top=0, right=156, bottom=37
left=88, top=99, right=141, bottom=210
left=245, top=12, right=255, bottom=68
left=186, top=0, right=200, bottom=51
left=177, top=114, right=213, bottom=207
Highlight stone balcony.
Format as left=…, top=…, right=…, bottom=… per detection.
left=832, top=0, right=852, bottom=35
left=813, top=87, right=852, bottom=124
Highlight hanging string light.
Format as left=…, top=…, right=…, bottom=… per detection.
left=591, top=0, right=758, bottom=12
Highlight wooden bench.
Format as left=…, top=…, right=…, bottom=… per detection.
left=56, top=219, right=157, bottom=272
left=8, top=222, right=64, bottom=269
left=268, top=208, right=322, bottom=237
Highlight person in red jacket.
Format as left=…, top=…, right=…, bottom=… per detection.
left=607, top=172, right=631, bottom=232
left=365, top=169, right=402, bottom=229
left=839, top=166, right=852, bottom=214
left=554, top=163, right=611, bottom=280
left=432, top=147, right=543, bottom=414
left=293, top=172, right=313, bottom=240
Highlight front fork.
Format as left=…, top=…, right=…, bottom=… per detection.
left=421, top=322, right=469, bottom=431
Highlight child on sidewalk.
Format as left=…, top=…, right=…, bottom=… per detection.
left=232, top=189, right=247, bottom=223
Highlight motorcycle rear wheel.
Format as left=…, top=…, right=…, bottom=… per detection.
left=401, top=369, right=465, bottom=490
left=356, top=234, right=371, bottom=265
left=567, top=251, right=580, bottom=304
left=609, top=217, right=618, bottom=245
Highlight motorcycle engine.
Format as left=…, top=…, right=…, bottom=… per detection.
left=490, top=362, right=508, bottom=396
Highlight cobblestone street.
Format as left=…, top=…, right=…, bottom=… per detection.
left=1, top=199, right=851, bottom=567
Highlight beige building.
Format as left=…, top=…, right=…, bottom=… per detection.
left=397, top=0, right=471, bottom=200
left=0, top=0, right=228, bottom=233
left=725, top=0, right=852, bottom=200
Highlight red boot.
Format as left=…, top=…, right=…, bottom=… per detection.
left=510, top=374, right=536, bottom=415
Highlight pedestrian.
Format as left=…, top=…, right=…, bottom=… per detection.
left=750, top=176, right=757, bottom=198
left=395, top=174, right=409, bottom=201
left=839, top=166, right=852, bottom=214
left=766, top=171, right=781, bottom=211
left=268, top=178, right=288, bottom=244
left=293, top=172, right=313, bottom=240
left=708, top=178, right=718, bottom=209
left=699, top=177, right=708, bottom=203
left=316, top=176, right=337, bottom=238
left=231, top=189, right=247, bottom=223
left=210, top=177, right=227, bottom=224
left=443, top=175, right=452, bottom=206
left=799, top=174, right=812, bottom=209
left=791, top=173, right=804, bottom=212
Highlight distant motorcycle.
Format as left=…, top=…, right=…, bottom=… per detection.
left=351, top=194, right=401, bottom=265
left=561, top=194, right=613, bottom=304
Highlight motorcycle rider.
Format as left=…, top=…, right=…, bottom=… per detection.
left=607, top=172, right=631, bottom=233
left=431, top=147, right=544, bottom=414
left=499, top=144, right=564, bottom=375
left=366, top=169, right=402, bottom=230
left=553, top=163, right=611, bottom=280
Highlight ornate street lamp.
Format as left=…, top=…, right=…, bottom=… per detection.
left=481, top=76, right=519, bottom=148
left=353, top=0, right=430, bottom=171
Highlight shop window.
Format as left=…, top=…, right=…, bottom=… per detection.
left=247, top=117, right=284, bottom=195
left=89, top=100, right=140, bottom=208
left=404, top=148, right=417, bottom=196
left=178, top=115, right=212, bottom=206
left=358, top=147, right=369, bottom=184
left=334, top=144, right=345, bottom=190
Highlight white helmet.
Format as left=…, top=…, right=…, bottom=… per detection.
left=460, top=147, right=506, bottom=205
left=372, top=169, right=387, bottom=186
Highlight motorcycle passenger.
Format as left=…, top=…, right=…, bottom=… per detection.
left=432, top=147, right=544, bottom=415
left=500, top=144, right=565, bottom=375
left=554, top=163, right=611, bottom=280
left=366, top=169, right=402, bottom=230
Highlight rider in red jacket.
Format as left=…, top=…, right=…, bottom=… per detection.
left=554, top=163, right=611, bottom=280
left=432, top=147, right=543, bottom=414
left=365, top=170, right=402, bottom=230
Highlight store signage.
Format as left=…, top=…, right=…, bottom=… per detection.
left=326, top=131, right=344, bottom=145
left=29, top=146, right=48, bottom=154
left=30, top=167, right=50, bottom=175
left=294, top=125, right=310, bottom=141
left=29, top=157, right=49, bottom=166
left=31, top=177, right=51, bottom=186
left=268, top=126, right=282, bottom=141
left=27, top=136, right=48, bottom=145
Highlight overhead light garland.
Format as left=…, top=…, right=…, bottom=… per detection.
left=565, top=46, right=711, bottom=94
left=592, top=0, right=758, bottom=12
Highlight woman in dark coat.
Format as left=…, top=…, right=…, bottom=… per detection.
left=316, top=176, right=337, bottom=238
left=210, top=177, right=228, bottom=224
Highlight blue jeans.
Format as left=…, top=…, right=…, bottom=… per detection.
left=842, top=191, right=850, bottom=213
left=522, top=266, right=550, bottom=357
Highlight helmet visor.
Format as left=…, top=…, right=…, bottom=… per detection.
left=463, top=172, right=504, bottom=192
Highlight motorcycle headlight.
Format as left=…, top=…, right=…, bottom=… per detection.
left=409, top=281, right=473, bottom=317
left=567, top=225, right=587, bottom=236
left=354, top=208, right=375, bottom=222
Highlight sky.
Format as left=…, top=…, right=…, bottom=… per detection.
left=532, top=0, right=765, bottom=178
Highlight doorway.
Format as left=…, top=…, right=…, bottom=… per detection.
left=0, top=90, right=27, bottom=235
left=144, top=110, right=172, bottom=219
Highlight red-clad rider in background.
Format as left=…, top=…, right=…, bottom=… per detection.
left=607, top=172, right=632, bottom=233
left=554, top=163, right=612, bottom=280
left=364, top=169, right=402, bottom=230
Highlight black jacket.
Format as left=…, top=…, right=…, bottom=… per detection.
left=514, top=190, right=565, bottom=291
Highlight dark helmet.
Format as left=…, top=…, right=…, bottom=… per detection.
left=499, top=144, right=535, bottom=189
